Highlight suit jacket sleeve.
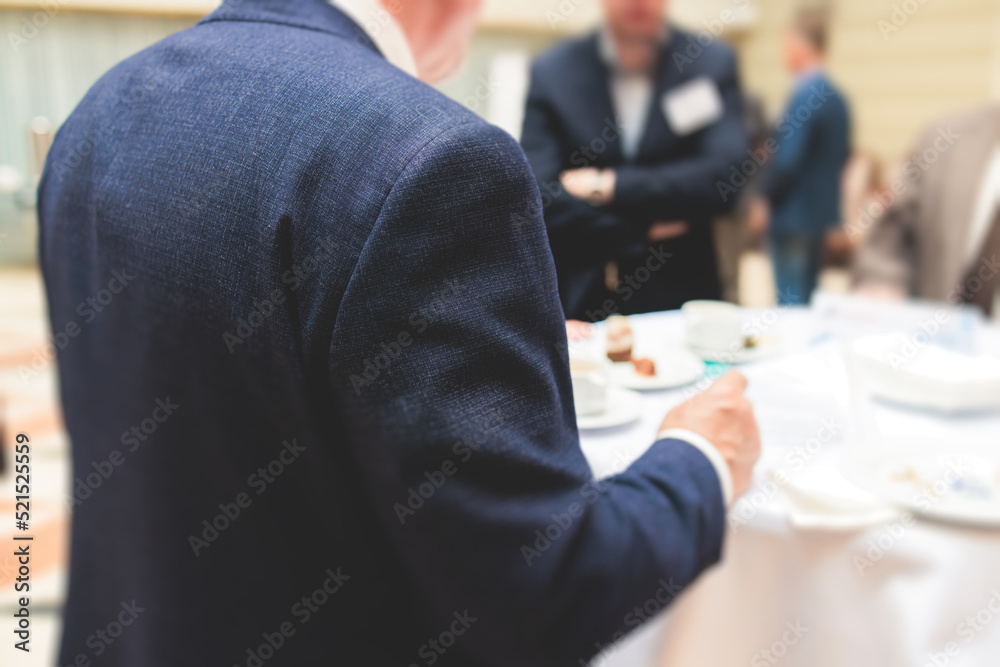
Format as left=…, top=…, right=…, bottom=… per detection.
left=611, top=50, right=748, bottom=219
left=329, top=121, right=725, bottom=665
left=520, top=64, right=645, bottom=259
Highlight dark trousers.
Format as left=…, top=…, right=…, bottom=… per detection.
left=566, top=229, right=722, bottom=322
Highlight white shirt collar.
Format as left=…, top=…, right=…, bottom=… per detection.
left=330, top=0, right=419, bottom=78
left=793, top=64, right=825, bottom=89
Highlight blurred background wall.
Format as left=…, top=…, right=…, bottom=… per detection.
left=2, top=0, right=1000, bottom=265
left=738, top=0, right=1000, bottom=163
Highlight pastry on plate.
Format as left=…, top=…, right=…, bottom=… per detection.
left=606, top=315, right=633, bottom=362
left=631, top=357, right=656, bottom=377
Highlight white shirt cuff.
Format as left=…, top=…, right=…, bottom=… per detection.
left=656, top=428, right=733, bottom=507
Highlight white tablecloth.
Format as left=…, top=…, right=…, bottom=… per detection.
left=578, top=305, right=1000, bottom=667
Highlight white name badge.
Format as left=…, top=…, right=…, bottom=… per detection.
left=662, top=77, right=724, bottom=136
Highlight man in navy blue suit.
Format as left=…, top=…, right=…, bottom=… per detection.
left=521, top=0, right=749, bottom=321
left=760, top=10, right=852, bottom=304
left=39, top=0, right=759, bottom=664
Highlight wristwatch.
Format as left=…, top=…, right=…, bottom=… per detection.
left=590, top=169, right=614, bottom=205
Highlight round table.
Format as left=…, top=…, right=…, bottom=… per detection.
left=578, top=304, right=1000, bottom=667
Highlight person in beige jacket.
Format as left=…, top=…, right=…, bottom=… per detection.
left=852, top=104, right=1000, bottom=318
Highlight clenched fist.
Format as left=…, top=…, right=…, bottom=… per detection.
left=660, top=371, right=761, bottom=500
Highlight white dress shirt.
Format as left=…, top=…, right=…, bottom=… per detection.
left=598, top=29, right=656, bottom=162
left=325, top=4, right=735, bottom=505
left=658, top=428, right=734, bottom=505
left=329, top=0, right=418, bottom=78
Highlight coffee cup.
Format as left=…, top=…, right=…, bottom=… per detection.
left=683, top=300, right=746, bottom=356
left=570, top=359, right=609, bottom=416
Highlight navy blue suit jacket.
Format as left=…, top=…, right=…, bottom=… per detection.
left=39, top=2, right=724, bottom=665
left=521, top=28, right=748, bottom=320
left=763, top=71, right=851, bottom=236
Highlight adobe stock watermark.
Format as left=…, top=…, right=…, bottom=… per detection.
left=392, top=411, right=505, bottom=525
left=717, top=83, right=837, bottom=203
left=683, top=288, right=796, bottom=401
left=750, top=619, right=810, bottom=666
left=920, top=589, right=1000, bottom=667
left=460, top=74, right=501, bottom=114
left=544, top=0, right=589, bottom=30
left=885, top=253, right=997, bottom=371
left=7, top=0, right=69, bottom=51
left=520, top=450, right=632, bottom=567
left=19, top=267, right=137, bottom=384
left=728, top=417, right=843, bottom=530
left=583, top=244, right=675, bottom=321
left=884, top=309, right=951, bottom=371
left=56, top=600, right=145, bottom=666
left=948, top=254, right=999, bottom=307
left=188, top=438, right=307, bottom=556
left=878, top=0, right=931, bottom=40
left=50, top=71, right=170, bottom=183
left=407, top=610, right=478, bottom=667
left=671, top=0, right=753, bottom=72
left=584, top=578, right=683, bottom=666
left=67, top=397, right=180, bottom=508
left=854, top=459, right=971, bottom=575
left=232, top=567, right=350, bottom=667
left=348, top=278, right=468, bottom=395
left=510, top=117, right=627, bottom=231
left=848, top=126, right=960, bottom=242
left=414, top=75, right=501, bottom=120
left=223, top=237, right=338, bottom=352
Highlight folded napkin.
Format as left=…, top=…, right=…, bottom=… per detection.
left=774, top=456, right=899, bottom=531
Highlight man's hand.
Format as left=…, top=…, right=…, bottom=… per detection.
left=659, top=372, right=761, bottom=499
left=747, top=196, right=770, bottom=237
left=565, top=319, right=594, bottom=343
left=647, top=221, right=689, bottom=243
left=560, top=167, right=616, bottom=206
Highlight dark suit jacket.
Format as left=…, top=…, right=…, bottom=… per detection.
left=762, top=71, right=851, bottom=236
left=521, top=27, right=749, bottom=320
left=38, top=2, right=724, bottom=665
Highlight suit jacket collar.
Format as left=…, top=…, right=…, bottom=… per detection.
left=199, top=0, right=381, bottom=59
left=585, top=26, right=688, bottom=166
left=580, top=34, right=625, bottom=165
left=636, top=32, right=689, bottom=163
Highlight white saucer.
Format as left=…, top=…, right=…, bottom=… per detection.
left=608, top=349, right=705, bottom=391
left=850, top=447, right=1000, bottom=528
left=576, top=387, right=642, bottom=430
left=689, top=338, right=781, bottom=365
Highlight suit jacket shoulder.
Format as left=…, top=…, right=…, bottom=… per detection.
left=911, top=104, right=996, bottom=154
left=668, top=25, right=738, bottom=76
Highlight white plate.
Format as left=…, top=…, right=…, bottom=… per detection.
left=689, top=338, right=781, bottom=365
left=576, top=387, right=643, bottom=430
left=850, top=447, right=1000, bottom=528
left=608, top=349, right=705, bottom=391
